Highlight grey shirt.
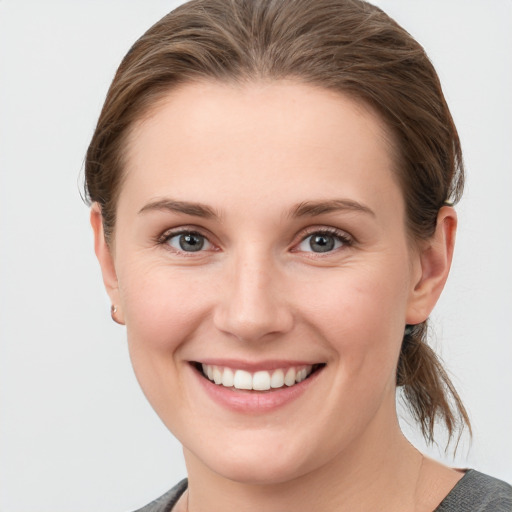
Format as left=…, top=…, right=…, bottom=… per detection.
left=135, top=470, right=512, bottom=511
left=434, top=470, right=512, bottom=511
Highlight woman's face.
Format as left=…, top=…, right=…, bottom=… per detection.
left=94, top=81, right=438, bottom=484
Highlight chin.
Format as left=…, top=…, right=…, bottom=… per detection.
left=184, top=432, right=327, bottom=486
left=210, top=456, right=311, bottom=486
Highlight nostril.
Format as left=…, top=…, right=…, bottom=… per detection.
left=213, top=308, right=294, bottom=343
left=212, top=273, right=293, bottom=342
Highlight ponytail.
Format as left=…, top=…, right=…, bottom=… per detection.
left=396, top=321, right=471, bottom=448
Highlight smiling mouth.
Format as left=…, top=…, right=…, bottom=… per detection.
left=192, top=362, right=325, bottom=391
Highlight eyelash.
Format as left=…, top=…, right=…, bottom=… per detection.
left=157, top=228, right=215, bottom=255
left=294, top=227, right=353, bottom=255
left=156, top=226, right=353, bottom=255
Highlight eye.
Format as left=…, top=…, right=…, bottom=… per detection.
left=296, top=230, right=350, bottom=253
left=164, top=231, right=213, bottom=253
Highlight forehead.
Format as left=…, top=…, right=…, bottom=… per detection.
left=121, top=80, right=402, bottom=218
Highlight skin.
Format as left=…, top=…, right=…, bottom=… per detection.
left=92, top=81, right=462, bottom=511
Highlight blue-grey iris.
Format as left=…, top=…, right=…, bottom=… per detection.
left=179, top=233, right=204, bottom=251
left=310, top=234, right=335, bottom=252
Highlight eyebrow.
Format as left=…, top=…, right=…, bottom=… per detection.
left=138, top=197, right=374, bottom=220
left=138, top=199, right=220, bottom=219
left=291, top=199, right=375, bottom=218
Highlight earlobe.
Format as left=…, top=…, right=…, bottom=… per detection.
left=406, top=206, right=457, bottom=325
left=90, top=204, right=124, bottom=323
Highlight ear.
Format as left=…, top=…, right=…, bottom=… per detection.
left=406, top=206, right=457, bottom=324
left=90, top=203, right=125, bottom=324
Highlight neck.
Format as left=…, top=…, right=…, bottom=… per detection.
left=183, top=408, right=424, bottom=512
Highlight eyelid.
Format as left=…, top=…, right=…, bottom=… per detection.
left=154, top=224, right=353, bottom=255
left=156, top=225, right=218, bottom=253
left=291, top=226, right=354, bottom=253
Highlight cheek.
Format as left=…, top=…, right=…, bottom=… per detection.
left=118, top=259, right=213, bottom=353
left=117, top=262, right=216, bottom=421
left=300, top=262, right=409, bottom=376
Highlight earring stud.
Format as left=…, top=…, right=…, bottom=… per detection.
left=110, top=304, right=124, bottom=325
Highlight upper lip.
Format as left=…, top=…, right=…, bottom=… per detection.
left=191, top=359, right=325, bottom=371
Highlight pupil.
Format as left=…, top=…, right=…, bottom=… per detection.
left=311, top=234, right=334, bottom=252
left=179, top=233, right=204, bottom=252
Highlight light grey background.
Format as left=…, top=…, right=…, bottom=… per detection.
left=0, top=1, right=510, bottom=511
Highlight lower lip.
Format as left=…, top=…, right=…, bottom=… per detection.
left=191, top=365, right=324, bottom=413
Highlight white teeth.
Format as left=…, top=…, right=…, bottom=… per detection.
left=200, top=364, right=316, bottom=391
left=296, top=368, right=309, bottom=383
left=222, top=367, right=234, bottom=387
left=284, top=368, right=296, bottom=386
left=233, top=370, right=252, bottom=390
left=253, top=371, right=271, bottom=391
left=213, top=367, right=222, bottom=385
left=270, top=369, right=284, bottom=388
left=205, top=364, right=214, bottom=381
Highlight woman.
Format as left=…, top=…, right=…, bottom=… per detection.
left=85, top=0, right=511, bottom=510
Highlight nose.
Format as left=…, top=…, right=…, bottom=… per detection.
left=213, top=250, right=294, bottom=343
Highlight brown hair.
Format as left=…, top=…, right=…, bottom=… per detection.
left=85, top=0, right=470, bottom=447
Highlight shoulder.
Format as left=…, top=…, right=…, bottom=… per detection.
left=435, top=470, right=512, bottom=512
left=132, top=479, right=188, bottom=512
